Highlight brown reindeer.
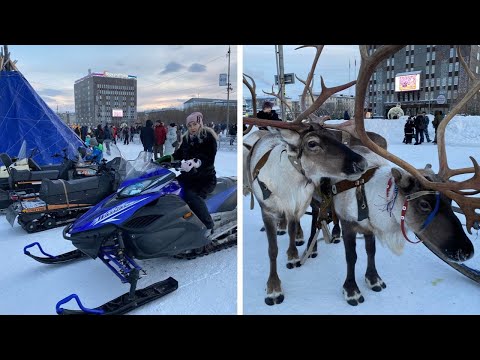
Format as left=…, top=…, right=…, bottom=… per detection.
left=244, top=46, right=370, bottom=305
left=327, top=45, right=479, bottom=304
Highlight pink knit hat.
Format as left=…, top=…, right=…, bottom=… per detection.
left=186, top=112, right=203, bottom=127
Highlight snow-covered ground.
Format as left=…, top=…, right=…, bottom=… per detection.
left=243, top=116, right=480, bottom=315
left=0, top=141, right=237, bottom=315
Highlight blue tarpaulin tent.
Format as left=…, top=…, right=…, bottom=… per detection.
left=0, top=70, right=84, bottom=165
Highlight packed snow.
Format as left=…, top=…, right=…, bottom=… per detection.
left=243, top=116, right=480, bottom=315
left=0, top=140, right=237, bottom=315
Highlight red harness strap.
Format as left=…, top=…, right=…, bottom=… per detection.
left=400, top=199, right=422, bottom=244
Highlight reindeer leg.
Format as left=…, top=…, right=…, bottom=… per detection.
left=341, top=220, right=364, bottom=306
left=286, top=219, right=301, bottom=269
left=306, top=202, right=319, bottom=257
left=262, top=209, right=284, bottom=306
left=277, top=215, right=287, bottom=236
left=294, top=220, right=305, bottom=246
left=331, top=204, right=341, bottom=244
left=364, top=233, right=386, bottom=292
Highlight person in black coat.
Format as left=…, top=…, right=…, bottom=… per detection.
left=404, top=117, right=415, bottom=144
left=140, top=119, right=155, bottom=152
left=256, top=101, right=280, bottom=130
left=159, top=112, right=218, bottom=231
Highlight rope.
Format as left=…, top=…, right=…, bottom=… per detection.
left=59, top=179, right=70, bottom=208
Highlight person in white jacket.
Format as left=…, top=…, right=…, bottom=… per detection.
left=164, top=123, right=178, bottom=156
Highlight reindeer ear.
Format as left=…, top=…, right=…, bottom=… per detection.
left=391, top=168, right=413, bottom=191
left=278, top=129, right=301, bottom=148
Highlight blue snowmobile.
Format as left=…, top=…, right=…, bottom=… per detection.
left=24, top=150, right=237, bottom=315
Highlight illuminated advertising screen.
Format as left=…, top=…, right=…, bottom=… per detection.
left=112, top=109, right=123, bottom=117
left=395, top=73, right=420, bottom=92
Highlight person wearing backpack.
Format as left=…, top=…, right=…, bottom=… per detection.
left=413, top=113, right=425, bottom=145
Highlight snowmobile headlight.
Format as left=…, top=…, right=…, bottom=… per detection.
left=118, top=178, right=156, bottom=198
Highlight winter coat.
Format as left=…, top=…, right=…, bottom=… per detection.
left=154, top=125, right=167, bottom=145
left=164, top=126, right=178, bottom=155
left=95, top=125, right=105, bottom=143
left=404, top=120, right=415, bottom=135
left=414, top=115, right=425, bottom=130
left=257, top=110, right=280, bottom=121
left=172, top=127, right=217, bottom=197
left=432, top=114, right=443, bottom=129
left=140, top=120, right=155, bottom=149
left=344, top=111, right=351, bottom=120
left=104, top=125, right=112, bottom=140
left=257, top=110, right=280, bottom=130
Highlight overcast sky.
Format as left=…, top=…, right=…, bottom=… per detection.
left=8, top=45, right=237, bottom=112
left=243, top=45, right=360, bottom=102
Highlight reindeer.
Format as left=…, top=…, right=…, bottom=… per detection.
left=327, top=45, right=480, bottom=305
left=331, top=146, right=474, bottom=305
left=244, top=46, right=371, bottom=305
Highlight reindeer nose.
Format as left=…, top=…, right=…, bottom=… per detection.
left=353, top=157, right=367, bottom=173
left=446, top=244, right=474, bottom=263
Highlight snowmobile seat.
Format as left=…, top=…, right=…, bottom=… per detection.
left=0, top=153, right=13, bottom=168
left=206, top=177, right=236, bottom=200
left=9, top=168, right=60, bottom=182
left=28, top=158, right=43, bottom=171
left=41, top=176, right=101, bottom=196
left=39, top=174, right=113, bottom=205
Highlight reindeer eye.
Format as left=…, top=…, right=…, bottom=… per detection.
left=419, top=200, right=432, bottom=212
left=307, top=140, right=319, bottom=149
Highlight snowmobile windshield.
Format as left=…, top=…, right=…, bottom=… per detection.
left=118, top=151, right=176, bottom=194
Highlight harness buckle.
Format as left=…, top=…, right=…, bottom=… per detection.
left=331, top=184, right=337, bottom=195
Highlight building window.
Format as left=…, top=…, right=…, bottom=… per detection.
left=436, top=78, right=440, bottom=87
left=450, top=48, right=455, bottom=58
left=448, top=63, right=453, bottom=72
left=448, top=77, right=452, bottom=86
left=406, top=56, right=409, bottom=65
left=411, top=45, right=414, bottom=51
left=391, top=58, right=394, bottom=66
left=455, top=62, right=459, bottom=72
left=426, top=67, right=430, bottom=75
left=387, top=58, right=390, bottom=66
left=453, top=90, right=458, bottom=99
left=427, top=51, right=430, bottom=61
left=432, top=52, right=436, bottom=61
left=447, top=91, right=451, bottom=100
left=406, top=45, right=410, bottom=52
left=442, top=78, right=447, bottom=87
left=425, top=91, right=429, bottom=100
left=431, top=65, right=435, bottom=74
left=454, top=76, right=458, bottom=85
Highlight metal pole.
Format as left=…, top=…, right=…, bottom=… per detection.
left=275, top=45, right=281, bottom=114
left=226, top=45, right=231, bottom=131
left=278, top=45, right=285, bottom=120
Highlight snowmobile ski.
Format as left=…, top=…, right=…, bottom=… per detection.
left=56, top=276, right=178, bottom=315
left=23, top=242, right=87, bottom=264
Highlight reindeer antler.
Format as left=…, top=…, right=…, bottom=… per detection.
left=292, top=46, right=356, bottom=124
left=353, top=45, right=480, bottom=233
left=243, top=73, right=257, bottom=135
left=262, top=84, right=293, bottom=118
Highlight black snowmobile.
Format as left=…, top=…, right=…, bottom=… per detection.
left=0, top=145, right=98, bottom=211
left=6, top=147, right=125, bottom=233
left=24, top=152, right=237, bottom=315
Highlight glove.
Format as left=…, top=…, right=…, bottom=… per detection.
left=156, top=154, right=173, bottom=164
left=191, top=158, right=202, bottom=168
left=180, top=159, right=194, bottom=172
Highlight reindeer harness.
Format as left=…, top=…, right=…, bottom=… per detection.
left=386, top=178, right=441, bottom=244
left=330, top=168, right=378, bottom=221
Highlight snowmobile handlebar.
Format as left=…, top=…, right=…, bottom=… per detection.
left=159, top=161, right=183, bottom=171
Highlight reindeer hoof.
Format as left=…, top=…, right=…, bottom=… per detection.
left=343, top=288, right=364, bottom=306
left=309, top=252, right=318, bottom=258
left=295, top=240, right=305, bottom=246
left=277, top=230, right=286, bottom=236
left=365, top=277, right=387, bottom=292
left=265, top=292, right=284, bottom=306
left=286, top=259, right=300, bottom=269
left=332, top=237, right=341, bottom=244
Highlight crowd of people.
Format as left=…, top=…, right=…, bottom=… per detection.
left=403, top=110, right=444, bottom=145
